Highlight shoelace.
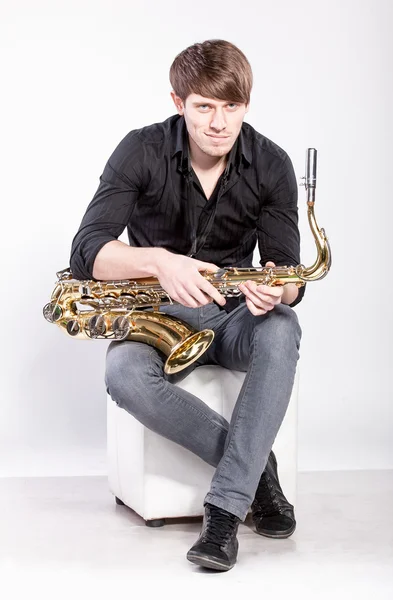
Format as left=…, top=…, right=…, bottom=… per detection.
left=204, top=506, right=238, bottom=545
left=253, top=474, right=283, bottom=518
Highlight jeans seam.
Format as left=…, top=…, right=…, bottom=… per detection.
left=148, top=348, right=229, bottom=436
left=209, top=328, right=260, bottom=494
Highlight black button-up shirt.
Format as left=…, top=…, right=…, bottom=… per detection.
left=70, top=114, right=305, bottom=307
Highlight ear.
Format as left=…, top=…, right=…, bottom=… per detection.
left=244, top=102, right=250, bottom=114
left=170, top=91, right=185, bottom=115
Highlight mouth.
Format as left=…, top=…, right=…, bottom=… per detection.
left=205, top=134, right=230, bottom=140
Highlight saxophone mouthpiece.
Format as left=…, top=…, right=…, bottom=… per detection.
left=306, top=148, right=317, bottom=190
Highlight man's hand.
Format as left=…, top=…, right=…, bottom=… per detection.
left=155, top=251, right=226, bottom=308
left=238, top=261, right=283, bottom=316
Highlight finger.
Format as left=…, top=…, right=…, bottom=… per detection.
left=255, top=284, right=283, bottom=300
left=241, top=280, right=281, bottom=297
left=265, top=261, right=276, bottom=267
left=259, top=293, right=281, bottom=307
left=199, top=279, right=226, bottom=306
left=196, top=261, right=220, bottom=273
left=176, top=287, right=202, bottom=308
left=239, top=283, right=275, bottom=310
left=239, top=281, right=278, bottom=309
left=246, top=289, right=274, bottom=310
left=187, top=285, right=213, bottom=307
left=246, top=281, right=283, bottom=298
left=245, top=297, right=267, bottom=316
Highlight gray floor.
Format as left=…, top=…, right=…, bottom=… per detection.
left=0, top=471, right=392, bottom=599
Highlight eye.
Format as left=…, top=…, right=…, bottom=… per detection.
left=198, top=104, right=210, bottom=111
left=227, top=103, right=239, bottom=110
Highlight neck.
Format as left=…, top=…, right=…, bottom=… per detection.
left=188, top=135, right=228, bottom=174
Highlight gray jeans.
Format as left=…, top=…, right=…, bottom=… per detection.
left=105, top=301, right=301, bottom=521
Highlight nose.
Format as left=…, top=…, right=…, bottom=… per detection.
left=210, top=108, right=227, bottom=132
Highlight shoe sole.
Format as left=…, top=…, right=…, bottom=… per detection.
left=186, top=551, right=234, bottom=571
left=255, top=523, right=296, bottom=539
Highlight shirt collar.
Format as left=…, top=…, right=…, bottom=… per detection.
left=170, top=115, right=252, bottom=175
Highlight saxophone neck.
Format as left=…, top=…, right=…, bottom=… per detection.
left=297, top=203, right=331, bottom=281
left=296, top=148, right=332, bottom=282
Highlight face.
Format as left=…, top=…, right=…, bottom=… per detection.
left=171, top=92, right=249, bottom=158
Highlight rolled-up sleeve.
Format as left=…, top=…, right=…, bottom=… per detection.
left=69, top=134, right=144, bottom=280
left=257, top=155, right=306, bottom=307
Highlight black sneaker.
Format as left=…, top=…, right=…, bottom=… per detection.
left=187, top=503, right=240, bottom=571
left=251, top=450, right=296, bottom=539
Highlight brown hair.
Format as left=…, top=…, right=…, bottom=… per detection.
left=169, top=39, right=253, bottom=105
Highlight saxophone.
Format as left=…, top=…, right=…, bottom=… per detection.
left=43, top=148, right=331, bottom=374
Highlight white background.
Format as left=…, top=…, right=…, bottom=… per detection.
left=0, top=0, right=392, bottom=476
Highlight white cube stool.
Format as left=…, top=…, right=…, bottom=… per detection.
left=107, top=365, right=299, bottom=526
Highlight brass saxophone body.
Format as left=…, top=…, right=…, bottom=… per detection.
left=44, top=148, right=331, bottom=374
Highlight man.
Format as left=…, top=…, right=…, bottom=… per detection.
left=70, top=39, right=304, bottom=572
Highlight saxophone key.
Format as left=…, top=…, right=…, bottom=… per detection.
left=43, top=302, right=63, bottom=323
left=112, top=316, right=131, bottom=340
left=66, top=320, right=80, bottom=336
left=87, top=315, right=107, bottom=338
